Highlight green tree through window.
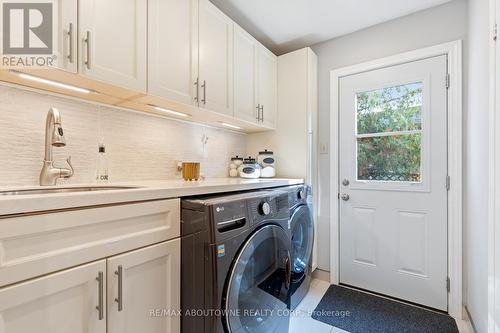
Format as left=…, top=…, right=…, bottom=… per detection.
left=356, top=83, right=423, bottom=182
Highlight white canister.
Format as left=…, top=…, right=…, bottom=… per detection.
left=260, top=166, right=276, bottom=178
left=229, top=156, right=243, bottom=177
left=258, top=150, right=275, bottom=167
left=239, top=157, right=261, bottom=179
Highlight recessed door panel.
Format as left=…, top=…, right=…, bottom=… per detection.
left=352, top=207, right=377, bottom=267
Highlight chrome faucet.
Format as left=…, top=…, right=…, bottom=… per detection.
left=40, top=108, right=74, bottom=186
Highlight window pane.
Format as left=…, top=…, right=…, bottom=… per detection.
left=357, top=134, right=421, bottom=182
left=356, top=82, right=423, bottom=135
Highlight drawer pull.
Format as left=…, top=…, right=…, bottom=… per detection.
left=115, top=265, right=123, bottom=311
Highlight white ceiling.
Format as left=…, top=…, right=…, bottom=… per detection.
left=209, top=0, right=453, bottom=55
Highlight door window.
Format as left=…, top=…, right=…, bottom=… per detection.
left=356, top=82, right=423, bottom=183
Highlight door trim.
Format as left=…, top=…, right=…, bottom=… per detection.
left=329, top=40, right=463, bottom=319
left=490, top=0, right=499, bottom=331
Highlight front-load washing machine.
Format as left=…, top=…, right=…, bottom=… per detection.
left=285, top=185, right=314, bottom=310
left=181, top=189, right=292, bottom=333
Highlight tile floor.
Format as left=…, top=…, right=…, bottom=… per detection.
left=289, top=279, right=348, bottom=333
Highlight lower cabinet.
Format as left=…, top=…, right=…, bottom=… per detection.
left=0, top=239, right=180, bottom=333
left=107, top=239, right=181, bottom=333
left=0, top=260, right=107, bottom=333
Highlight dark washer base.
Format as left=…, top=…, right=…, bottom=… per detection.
left=181, top=189, right=292, bottom=333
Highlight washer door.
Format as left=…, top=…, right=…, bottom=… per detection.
left=224, top=225, right=291, bottom=333
left=291, top=205, right=314, bottom=277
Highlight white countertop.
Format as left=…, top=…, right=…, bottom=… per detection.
left=0, top=178, right=304, bottom=217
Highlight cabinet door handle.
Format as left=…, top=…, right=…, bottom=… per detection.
left=194, top=78, right=199, bottom=103
left=256, top=104, right=261, bottom=120
left=201, top=80, right=206, bottom=104
left=95, top=271, right=104, bottom=320
left=261, top=105, right=264, bottom=122
left=115, top=265, right=123, bottom=312
left=67, top=23, right=74, bottom=63
left=84, top=31, right=91, bottom=69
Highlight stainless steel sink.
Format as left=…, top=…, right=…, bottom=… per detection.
left=0, top=186, right=139, bottom=196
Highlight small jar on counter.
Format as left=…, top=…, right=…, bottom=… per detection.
left=238, top=157, right=261, bottom=179
left=258, top=150, right=275, bottom=178
left=229, top=156, right=243, bottom=177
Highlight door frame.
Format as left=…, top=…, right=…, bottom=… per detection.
left=329, top=40, right=463, bottom=319
left=490, top=0, right=499, bottom=331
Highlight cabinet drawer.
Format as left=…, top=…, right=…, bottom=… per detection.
left=0, top=199, right=179, bottom=287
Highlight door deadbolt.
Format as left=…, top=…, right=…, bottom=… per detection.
left=342, top=179, right=350, bottom=186
left=341, top=193, right=350, bottom=201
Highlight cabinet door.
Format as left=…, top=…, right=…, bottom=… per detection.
left=198, top=0, right=233, bottom=116
left=107, top=239, right=181, bottom=333
left=233, top=24, right=258, bottom=124
left=148, top=0, right=198, bottom=105
left=257, top=46, right=277, bottom=128
left=79, top=0, right=147, bottom=92
left=54, top=0, right=77, bottom=72
left=0, top=260, right=106, bottom=333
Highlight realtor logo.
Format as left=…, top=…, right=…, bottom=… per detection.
left=2, top=3, right=53, bottom=55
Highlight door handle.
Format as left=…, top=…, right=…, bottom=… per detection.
left=341, top=193, right=350, bottom=201
left=201, top=80, right=206, bottom=104
left=84, top=31, right=91, bottom=70
left=115, top=265, right=123, bottom=312
left=67, top=23, right=74, bottom=63
left=95, top=271, right=104, bottom=320
left=194, top=78, right=199, bottom=103
left=260, top=105, right=264, bottom=122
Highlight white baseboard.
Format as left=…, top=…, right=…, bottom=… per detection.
left=312, top=268, right=330, bottom=282
left=457, top=307, right=476, bottom=333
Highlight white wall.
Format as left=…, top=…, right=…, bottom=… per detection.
left=310, top=0, right=468, bottom=271
left=465, top=0, right=490, bottom=331
left=311, top=0, right=492, bottom=330
left=0, top=84, right=246, bottom=186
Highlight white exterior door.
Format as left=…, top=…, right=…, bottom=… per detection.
left=148, top=0, right=198, bottom=105
left=198, top=0, right=233, bottom=116
left=79, top=0, right=147, bottom=92
left=107, top=240, right=181, bottom=333
left=339, top=55, right=448, bottom=311
left=0, top=260, right=106, bottom=333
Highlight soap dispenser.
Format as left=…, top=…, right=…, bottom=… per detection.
left=96, top=144, right=109, bottom=183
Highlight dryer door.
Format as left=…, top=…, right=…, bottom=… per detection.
left=224, top=224, right=291, bottom=333
left=291, top=205, right=314, bottom=280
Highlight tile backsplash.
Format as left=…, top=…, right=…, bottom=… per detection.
left=0, top=84, right=246, bottom=186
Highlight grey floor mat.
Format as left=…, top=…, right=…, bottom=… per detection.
left=311, top=285, right=458, bottom=333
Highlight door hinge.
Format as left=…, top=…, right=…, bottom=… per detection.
left=337, top=193, right=340, bottom=200
left=445, top=73, right=450, bottom=89
left=494, top=23, right=498, bottom=41
left=446, top=277, right=450, bottom=292
left=446, top=175, right=451, bottom=191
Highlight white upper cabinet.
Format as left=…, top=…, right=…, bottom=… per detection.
left=79, top=0, right=147, bottom=92
left=148, top=0, right=198, bottom=105
left=0, top=260, right=107, bottom=333
left=107, top=240, right=180, bottom=333
left=233, top=24, right=259, bottom=124
left=198, top=0, right=234, bottom=116
left=257, top=46, right=277, bottom=128
left=53, top=0, right=78, bottom=73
